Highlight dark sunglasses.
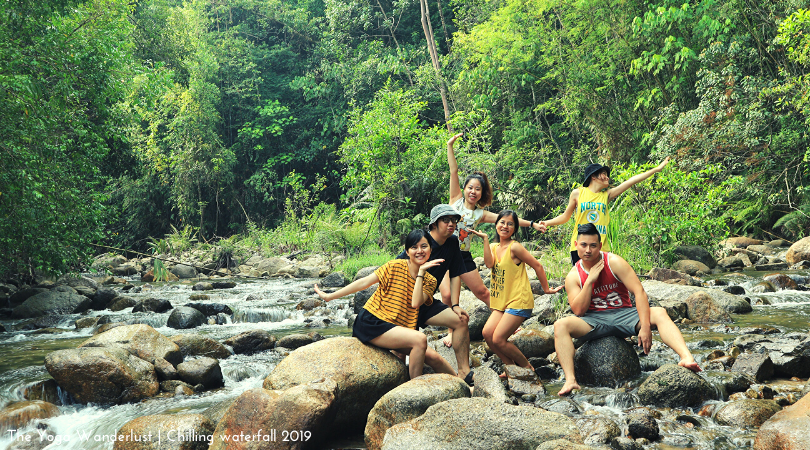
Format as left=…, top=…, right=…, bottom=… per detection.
left=439, top=216, right=459, bottom=224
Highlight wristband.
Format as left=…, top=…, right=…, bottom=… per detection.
left=451, top=304, right=460, bottom=309
left=416, top=275, right=424, bottom=278
left=529, top=220, right=535, bottom=228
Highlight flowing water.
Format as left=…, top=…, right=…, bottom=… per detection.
left=0, top=269, right=808, bottom=449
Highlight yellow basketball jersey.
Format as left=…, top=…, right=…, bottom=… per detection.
left=569, top=187, right=610, bottom=251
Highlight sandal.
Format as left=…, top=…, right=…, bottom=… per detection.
left=463, top=370, right=475, bottom=387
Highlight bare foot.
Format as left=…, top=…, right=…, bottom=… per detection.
left=442, top=331, right=453, bottom=348
left=557, top=380, right=580, bottom=396
left=679, top=358, right=702, bottom=372
left=498, top=372, right=508, bottom=379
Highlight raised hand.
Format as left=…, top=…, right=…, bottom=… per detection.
left=468, top=229, right=488, bottom=239
left=654, top=156, right=671, bottom=173
left=447, top=132, right=464, bottom=147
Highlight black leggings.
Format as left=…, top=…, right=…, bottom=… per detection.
left=570, top=250, right=580, bottom=266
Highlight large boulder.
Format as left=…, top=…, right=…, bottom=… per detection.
left=209, top=381, right=337, bottom=450
left=647, top=268, right=698, bottom=285
left=715, top=399, right=781, bottom=428
left=8, top=288, right=48, bottom=307
left=380, top=397, right=582, bottom=450
left=186, top=302, right=232, bottom=317
left=636, top=364, right=714, bottom=408
left=176, top=357, right=223, bottom=390
left=365, top=374, right=471, bottom=450
left=754, top=391, right=810, bottom=450
left=170, top=335, right=232, bottom=359
left=12, top=291, right=91, bottom=318
left=223, top=330, right=276, bottom=355
left=113, top=414, right=215, bottom=450
left=254, top=257, right=291, bottom=276
left=80, top=324, right=182, bottom=366
left=108, top=296, right=137, bottom=312
left=353, top=286, right=378, bottom=314
left=320, top=271, right=348, bottom=287
left=167, top=306, right=206, bottom=329
left=44, top=347, right=159, bottom=404
left=131, top=298, right=173, bottom=313
left=91, top=287, right=118, bottom=310
left=642, top=280, right=752, bottom=314
left=277, top=334, right=316, bottom=350
left=683, top=291, right=733, bottom=323
left=57, top=274, right=100, bottom=290
left=0, top=401, right=60, bottom=434
left=460, top=291, right=491, bottom=340
left=673, top=245, right=716, bottom=268
left=763, top=273, right=799, bottom=290
left=625, top=408, right=659, bottom=441
left=786, top=236, right=810, bottom=265
left=573, top=336, right=641, bottom=387
left=509, top=329, right=554, bottom=358
left=575, top=417, right=621, bottom=446
left=722, top=237, right=763, bottom=248
left=170, top=264, right=197, bottom=279
left=263, top=337, right=408, bottom=434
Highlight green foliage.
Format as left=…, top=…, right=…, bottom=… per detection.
left=152, top=259, right=171, bottom=282
left=332, top=249, right=393, bottom=280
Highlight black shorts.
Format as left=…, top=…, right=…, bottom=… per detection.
left=352, top=309, right=396, bottom=343
left=417, top=300, right=450, bottom=329
left=571, top=250, right=580, bottom=266
left=460, top=251, right=478, bottom=273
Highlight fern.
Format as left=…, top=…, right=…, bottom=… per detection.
left=774, top=202, right=810, bottom=239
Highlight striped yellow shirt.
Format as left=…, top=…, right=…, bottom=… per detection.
left=364, top=259, right=436, bottom=329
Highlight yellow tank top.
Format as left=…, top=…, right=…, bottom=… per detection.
left=569, top=187, right=610, bottom=251
left=489, top=241, right=534, bottom=311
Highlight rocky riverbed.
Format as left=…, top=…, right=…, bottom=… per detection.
left=0, top=236, right=809, bottom=449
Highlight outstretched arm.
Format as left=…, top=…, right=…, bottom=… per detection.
left=539, top=189, right=579, bottom=231
left=608, top=253, right=652, bottom=354
left=607, top=157, right=670, bottom=201
left=479, top=211, right=548, bottom=233
left=448, top=133, right=464, bottom=204
left=314, top=273, right=378, bottom=302
left=511, top=243, right=564, bottom=294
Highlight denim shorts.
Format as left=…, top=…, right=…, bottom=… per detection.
left=505, top=308, right=533, bottom=318
left=580, top=307, right=640, bottom=341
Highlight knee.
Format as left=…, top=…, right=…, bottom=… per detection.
left=482, top=327, right=494, bottom=343
left=650, top=307, right=670, bottom=323
left=473, top=285, right=489, bottom=300
left=553, top=320, right=566, bottom=338
left=411, top=333, right=427, bottom=351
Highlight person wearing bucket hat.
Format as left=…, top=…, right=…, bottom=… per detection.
left=539, top=156, right=671, bottom=265
left=396, top=203, right=475, bottom=385
left=439, top=133, right=545, bottom=347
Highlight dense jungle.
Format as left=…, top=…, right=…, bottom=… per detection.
left=1, top=0, right=809, bottom=277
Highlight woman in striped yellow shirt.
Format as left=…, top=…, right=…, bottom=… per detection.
left=315, top=229, right=458, bottom=380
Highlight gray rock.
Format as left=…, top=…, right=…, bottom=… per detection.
left=709, top=371, right=755, bottom=395
left=167, top=306, right=206, bottom=329
left=171, top=264, right=198, bottom=279
left=365, top=374, right=470, bottom=450
left=460, top=291, right=491, bottom=340
left=683, top=291, right=733, bottom=323
left=107, top=295, right=137, bottom=312
left=722, top=285, right=746, bottom=295
left=79, top=323, right=182, bottom=366
left=636, top=364, right=714, bottom=407
left=254, top=257, right=291, bottom=275
left=643, top=280, right=752, bottom=314
left=170, top=334, right=232, bottom=359
left=538, top=398, right=582, bottom=416
left=573, top=336, right=640, bottom=387
left=509, top=330, right=555, bottom=358
left=296, top=265, right=323, bottom=278
left=647, top=268, right=698, bottom=285
left=223, top=330, right=276, bottom=355
left=353, top=266, right=380, bottom=282
left=177, top=357, right=223, bottom=390
left=264, top=337, right=407, bottom=434
left=321, top=271, right=348, bottom=287
left=535, top=440, right=593, bottom=450
left=57, top=274, right=99, bottom=290
left=763, top=273, right=799, bottom=290
left=191, top=282, right=213, bottom=291
left=354, top=285, right=378, bottom=314
left=786, top=236, right=810, bottom=265
left=754, top=391, right=810, bottom=449
left=658, top=300, right=687, bottom=321
left=211, top=281, right=236, bottom=289
left=8, top=288, right=48, bottom=306
left=715, top=399, right=781, bottom=428
left=153, top=357, right=178, bottom=381
left=90, top=286, right=117, bottom=310
left=131, top=297, right=172, bottom=313
left=610, top=436, right=643, bottom=450
left=626, top=408, right=659, bottom=441
left=575, top=417, right=621, bottom=445
left=531, top=294, right=560, bottom=324
left=12, top=291, right=91, bottom=318
left=673, top=245, right=716, bottom=268
left=672, top=259, right=711, bottom=275
left=296, top=298, right=326, bottom=311
left=381, top=397, right=582, bottom=450
left=277, top=333, right=315, bottom=350
left=186, top=302, right=232, bottom=317
left=718, top=255, right=744, bottom=269
left=471, top=366, right=510, bottom=403
left=731, top=352, right=774, bottom=382
left=44, top=347, right=158, bottom=404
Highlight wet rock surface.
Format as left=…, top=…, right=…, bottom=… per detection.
left=573, top=336, right=641, bottom=387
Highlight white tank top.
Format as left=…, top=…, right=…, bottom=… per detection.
left=451, top=197, right=484, bottom=252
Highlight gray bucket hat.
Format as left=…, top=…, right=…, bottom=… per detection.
left=429, top=204, right=461, bottom=227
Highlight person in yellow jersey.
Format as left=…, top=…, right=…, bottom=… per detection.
left=469, top=211, right=563, bottom=377
left=539, top=158, right=670, bottom=265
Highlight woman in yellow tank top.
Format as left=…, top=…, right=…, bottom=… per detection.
left=469, top=210, right=564, bottom=376
left=539, top=158, right=671, bottom=265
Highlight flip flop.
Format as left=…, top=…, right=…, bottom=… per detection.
left=463, top=370, right=474, bottom=387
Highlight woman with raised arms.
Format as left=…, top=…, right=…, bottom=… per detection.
left=469, top=210, right=564, bottom=376
left=441, top=133, right=545, bottom=346
left=314, top=229, right=464, bottom=381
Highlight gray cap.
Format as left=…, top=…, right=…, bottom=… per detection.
left=429, top=204, right=461, bottom=227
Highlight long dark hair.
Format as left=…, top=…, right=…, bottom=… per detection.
left=495, top=210, right=520, bottom=243
left=463, top=171, right=493, bottom=208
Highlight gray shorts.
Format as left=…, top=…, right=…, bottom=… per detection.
left=580, top=307, right=640, bottom=342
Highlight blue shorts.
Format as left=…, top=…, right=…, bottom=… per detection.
left=579, top=307, right=640, bottom=341
left=505, top=308, right=532, bottom=318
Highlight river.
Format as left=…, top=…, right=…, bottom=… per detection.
left=0, top=269, right=808, bottom=449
